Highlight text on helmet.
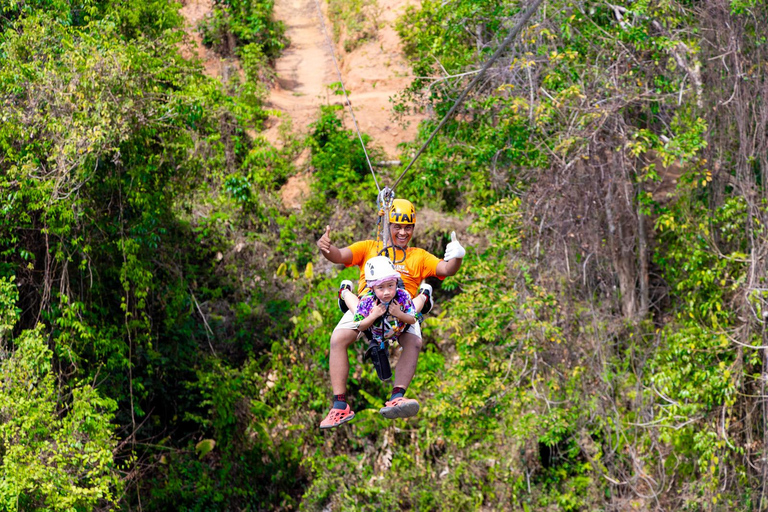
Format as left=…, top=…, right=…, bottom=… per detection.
left=391, top=212, right=414, bottom=223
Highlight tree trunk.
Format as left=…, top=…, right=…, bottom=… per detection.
left=605, top=158, right=638, bottom=318
left=637, top=181, right=650, bottom=318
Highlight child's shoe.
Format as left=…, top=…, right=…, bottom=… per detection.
left=379, top=396, right=420, bottom=419
left=320, top=404, right=355, bottom=429
left=338, top=280, right=353, bottom=313
left=418, top=283, right=433, bottom=315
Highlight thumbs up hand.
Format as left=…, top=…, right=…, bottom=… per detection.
left=443, top=231, right=466, bottom=261
left=317, top=225, right=332, bottom=253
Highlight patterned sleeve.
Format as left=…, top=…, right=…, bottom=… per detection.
left=394, top=289, right=416, bottom=317
left=354, top=293, right=375, bottom=323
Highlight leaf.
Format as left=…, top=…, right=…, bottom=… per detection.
left=250, top=399, right=275, bottom=417
left=358, top=389, right=381, bottom=407
left=195, top=439, right=216, bottom=458
left=304, top=261, right=314, bottom=280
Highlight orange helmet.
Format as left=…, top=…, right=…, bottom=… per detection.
left=388, top=199, right=416, bottom=225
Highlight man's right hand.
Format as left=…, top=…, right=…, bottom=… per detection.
left=317, top=225, right=332, bottom=254
left=317, top=225, right=353, bottom=265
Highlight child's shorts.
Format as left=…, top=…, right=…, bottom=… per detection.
left=333, top=310, right=422, bottom=340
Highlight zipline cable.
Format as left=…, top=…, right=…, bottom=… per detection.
left=312, top=0, right=380, bottom=192
left=391, top=0, right=544, bottom=192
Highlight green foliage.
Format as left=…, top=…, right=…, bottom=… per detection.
left=305, top=105, right=380, bottom=214
left=100, top=0, right=183, bottom=38
left=656, top=195, right=747, bottom=327
left=395, top=111, right=545, bottom=210
left=0, top=292, right=119, bottom=510
left=0, top=277, right=20, bottom=340
left=144, top=357, right=304, bottom=510
left=394, top=0, right=706, bottom=212
left=649, top=189, right=748, bottom=502
left=327, top=0, right=380, bottom=52
left=395, top=0, right=550, bottom=209
left=0, top=1, right=300, bottom=507
left=239, top=41, right=275, bottom=85
left=397, top=0, right=509, bottom=87
left=729, top=0, right=759, bottom=14
left=0, top=0, right=97, bottom=29
left=2, top=0, right=766, bottom=509
left=201, top=0, right=286, bottom=59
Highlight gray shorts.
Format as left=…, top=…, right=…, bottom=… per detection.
left=333, top=310, right=422, bottom=340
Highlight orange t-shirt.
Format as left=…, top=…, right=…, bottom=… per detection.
left=347, top=240, right=443, bottom=297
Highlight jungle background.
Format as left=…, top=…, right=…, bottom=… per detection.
left=1, top=0, right=767, bottom=510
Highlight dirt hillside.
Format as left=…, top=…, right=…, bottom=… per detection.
left=179, top=0, right=223, bottom=78
left=178, top=0, right=426, bottom=208
left=264, top=0, right=425, bottom=158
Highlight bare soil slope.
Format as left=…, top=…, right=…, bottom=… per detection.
left=264, top=0, right=424, bottom=159
left=179, top=0, right=223, bottom=78
left=179, top=0, right=426, bottom=208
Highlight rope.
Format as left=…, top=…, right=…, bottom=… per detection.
left=391, top=0, right=545, bottom=192
left=311, top=0, right=380, bottom=192
left=378, top=187, right=394, bottom=248
left=375, top=187, right=406, bottom=263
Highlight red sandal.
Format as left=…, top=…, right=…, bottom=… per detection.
left=319, top=404, right=355, bottom=429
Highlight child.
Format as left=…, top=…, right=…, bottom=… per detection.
left=354, top=256, right=417, bottom=339
left=319, top=257, right=418, bottom=429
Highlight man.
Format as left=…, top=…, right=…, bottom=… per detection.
left=316, top=199, right=465, bottom=429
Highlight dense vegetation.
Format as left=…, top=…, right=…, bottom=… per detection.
left=1, top=0, right=767, bottom=510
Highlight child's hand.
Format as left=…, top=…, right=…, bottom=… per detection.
left=388, top=302, right=405, bottom=319
left=388, top=302, right=416, bottom=324
left=370, top=302, right=387, bottom=319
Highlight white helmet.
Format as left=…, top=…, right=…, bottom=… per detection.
left=364, top=256, right=400, bottom=287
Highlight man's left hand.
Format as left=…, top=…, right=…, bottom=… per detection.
left=443, top=231, right=465, bottom=261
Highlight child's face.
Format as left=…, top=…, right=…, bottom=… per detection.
left=373, top=280, right=397, bottom=303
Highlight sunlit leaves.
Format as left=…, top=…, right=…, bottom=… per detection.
left=0, top=321, right=119, bottom=510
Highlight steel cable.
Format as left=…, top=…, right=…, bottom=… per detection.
left=391, top=0, right=545, bottom=192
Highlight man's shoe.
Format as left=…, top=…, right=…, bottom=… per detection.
left=419, top=283, right=433, bottom=315
left=320, top=404, right=355, bottom=429
left=338, top=280, right=353, bottom=313
left=379, top=396, right=420, bottom=419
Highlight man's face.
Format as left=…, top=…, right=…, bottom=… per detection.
left=390, top=223, right=414, bottom=247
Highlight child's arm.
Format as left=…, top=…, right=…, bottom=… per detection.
left=357, top=301, right=387, bottom=330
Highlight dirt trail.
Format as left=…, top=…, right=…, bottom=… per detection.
left=178, top=0, right=425, bottom=208
left=261, top=0, right=336, bottom=146
left=264, top=0, right=424, bottom=159
left=268, top=0, right=426, bottom=207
